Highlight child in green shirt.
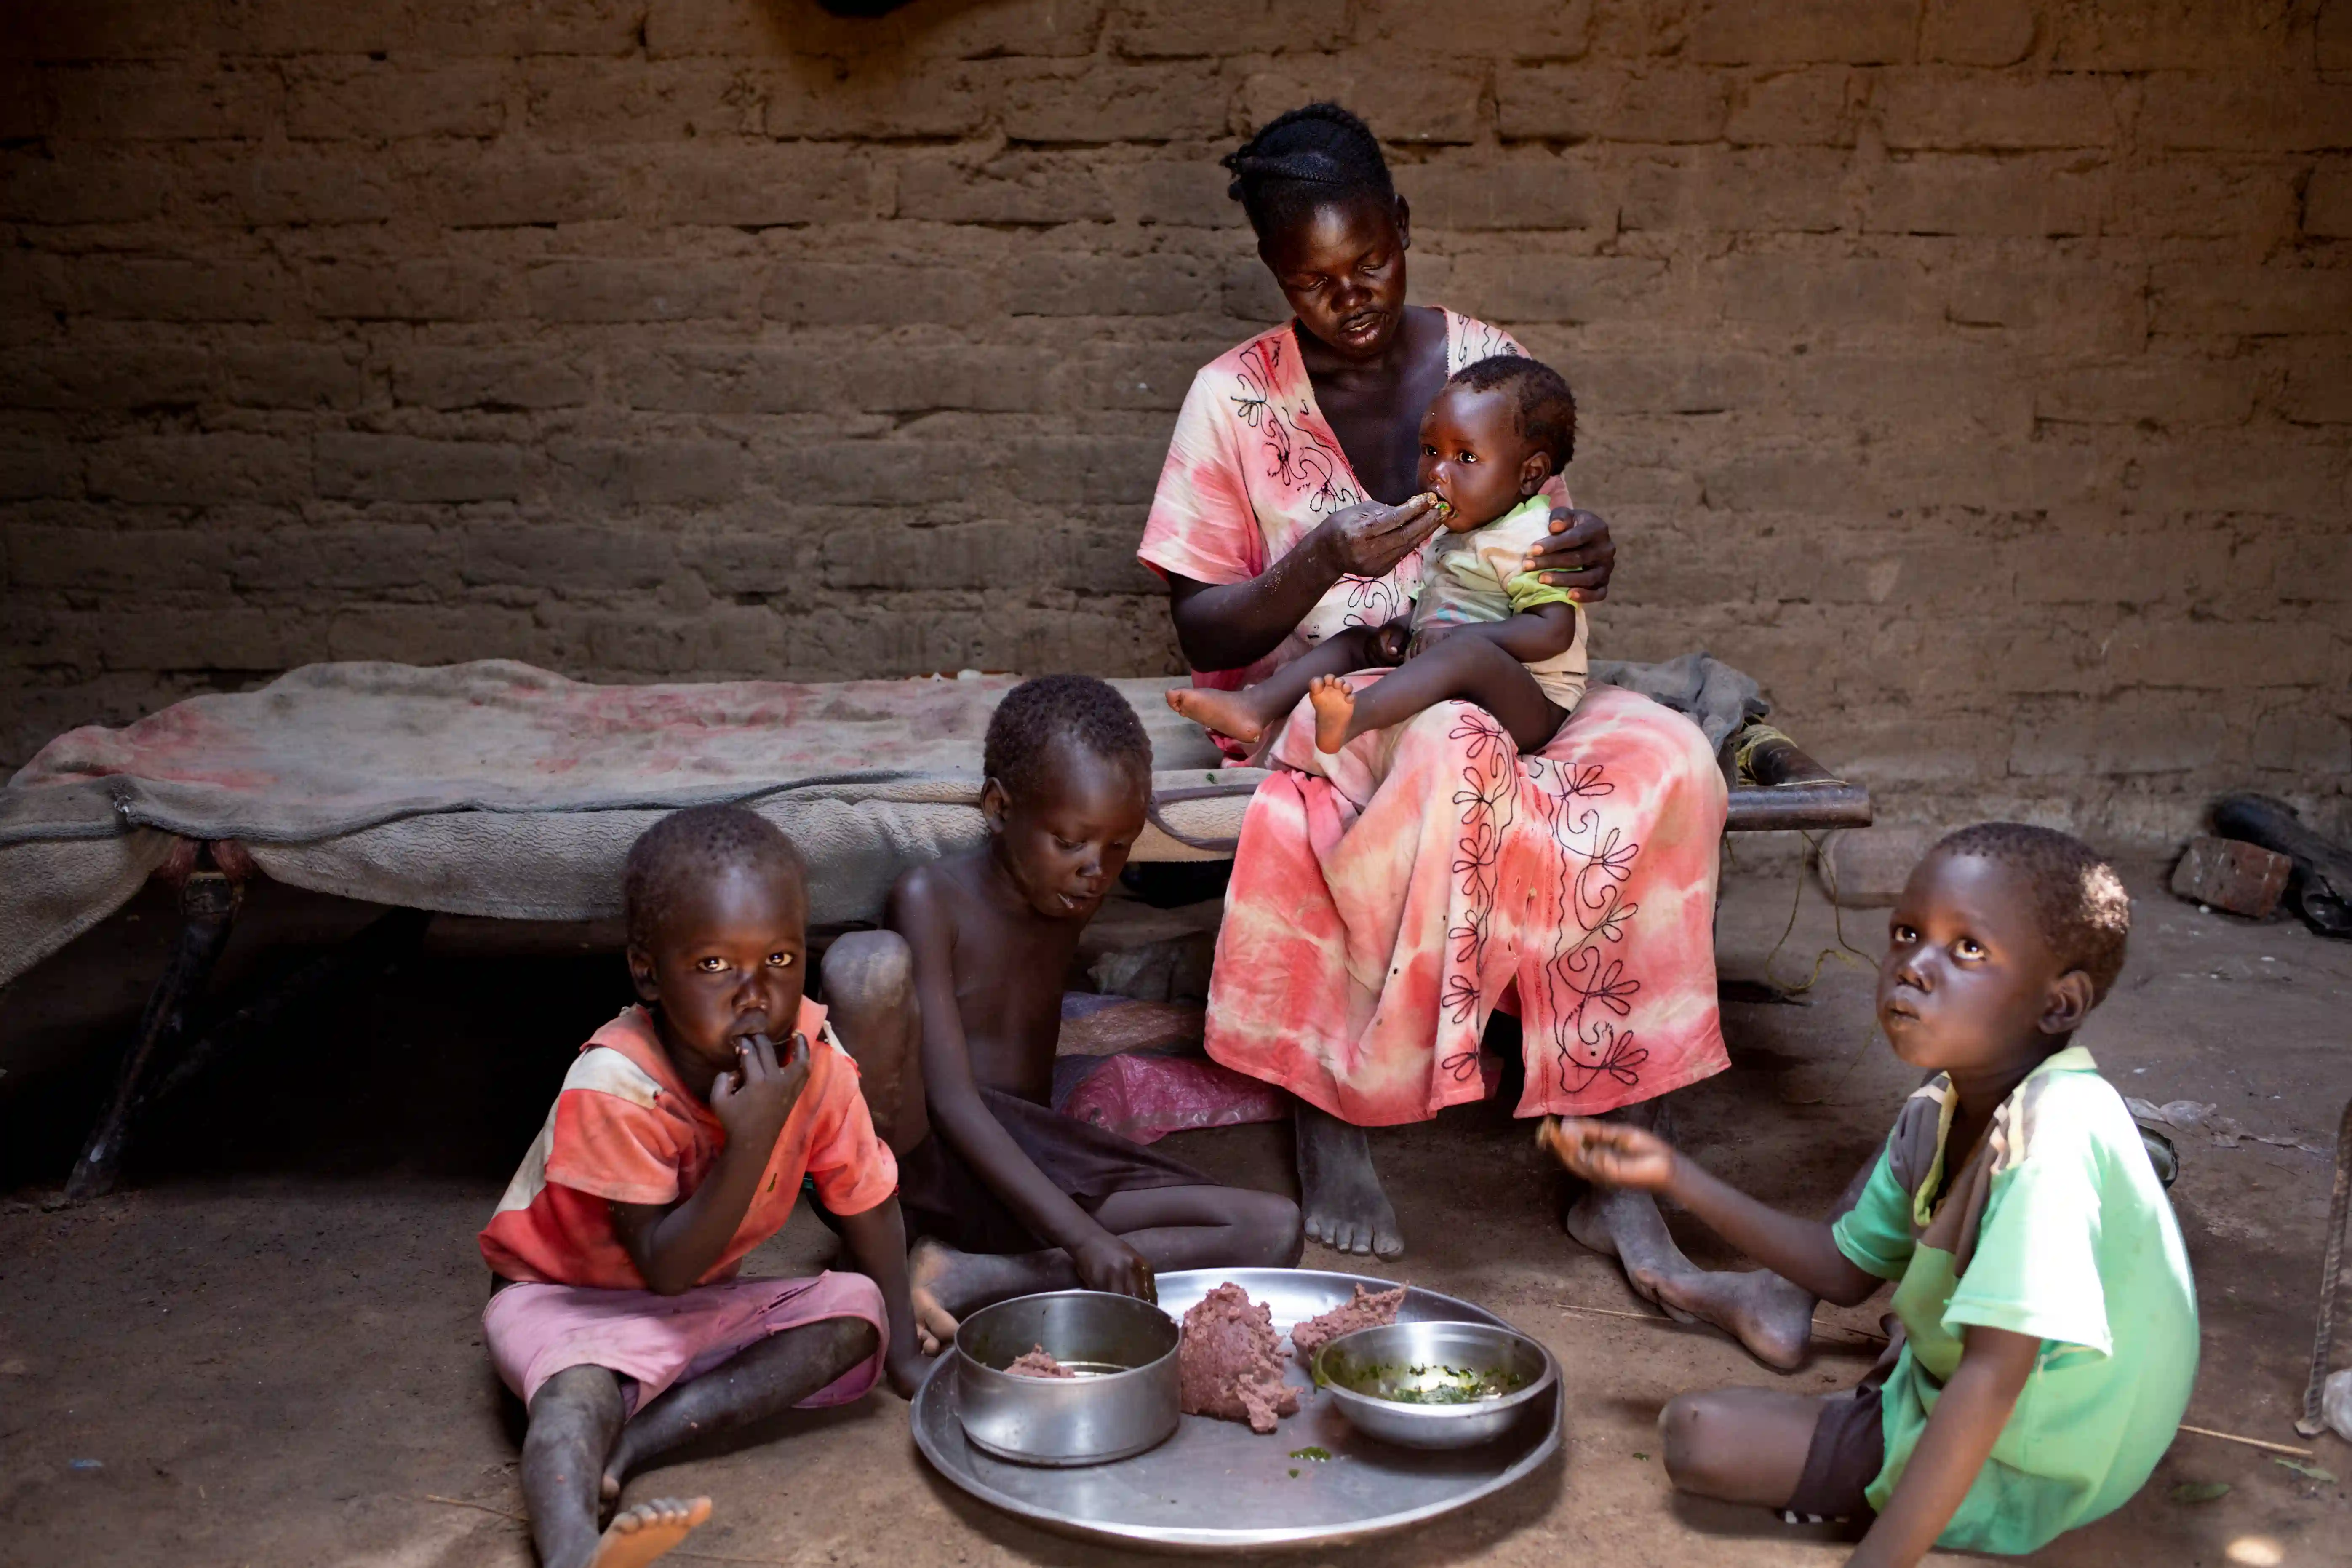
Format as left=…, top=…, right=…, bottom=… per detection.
left=1542, top=823, right=2197, bottom=1565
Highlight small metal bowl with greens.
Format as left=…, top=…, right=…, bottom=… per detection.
left=1312, top=1320, right=1558, bottom=1450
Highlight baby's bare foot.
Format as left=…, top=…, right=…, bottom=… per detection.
left=1166, top=685, right=1269, bottom=745
left=1307, top=675, right=1357, bottom=754
left=908, top=1236, right=966, bottom=1355
left=586, top=1498, right=711, bottom=1568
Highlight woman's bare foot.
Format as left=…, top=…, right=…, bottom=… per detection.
left=1307, top=675, right=1359, bottom=754
left=1166, top=684, right=1273, bottom=745
left=908, top=1236, right=966, bottom=1355
left=584, top=1498, right=711, bottom=1568
left=1295, top=1101, right=1402, bottom=1257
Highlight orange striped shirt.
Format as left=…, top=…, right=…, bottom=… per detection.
left=478, top=1001, right=896, bottom=1290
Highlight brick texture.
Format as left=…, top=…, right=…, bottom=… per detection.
left=2, top=0, right=2347, bottom=848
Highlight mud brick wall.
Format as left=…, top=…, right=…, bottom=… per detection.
left=3, top=0, right=2348, bottom=845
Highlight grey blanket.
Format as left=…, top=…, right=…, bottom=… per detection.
left=0, top=655, right=1763, bottom=986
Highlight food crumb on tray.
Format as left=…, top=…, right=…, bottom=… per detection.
left=1289, top=1284, right=1406, bottom=1368
left=1178, top=1283, right=1300, bottom=1433
left=1005, top=1344, right=1076, bottom=1379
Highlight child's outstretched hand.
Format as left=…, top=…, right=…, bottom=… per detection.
left=1536, top=1115, right=1677, bottom=1191
left=710, top=1031, right=810, bottom=1152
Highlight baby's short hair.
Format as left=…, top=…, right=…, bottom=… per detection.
left=1450, top=354, right=1576, bottom=473
left=1932, top=823, right=2131, bottom=1001
left=622, top=802, right=806, bottom=954
left=983, top=674, right=1153, bottom=804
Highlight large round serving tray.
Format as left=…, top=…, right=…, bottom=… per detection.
left=910, top=1267, right=1563, bottom=1552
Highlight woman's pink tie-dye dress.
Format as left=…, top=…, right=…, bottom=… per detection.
left=1140, top=310, right=1728, bottom=1125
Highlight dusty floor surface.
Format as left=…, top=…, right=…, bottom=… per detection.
left=2, top=857, right=2348, bottom=1568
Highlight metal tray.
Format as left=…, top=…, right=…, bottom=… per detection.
left=910, top=1267, right=1562, bottom=1552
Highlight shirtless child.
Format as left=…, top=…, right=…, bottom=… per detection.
left=478, top=805, right=924, bottom=1568
left=1169, top=354, right=1586, bottom=756
left=1540, top=825, right=2197, bottom=1565
left=847, top=674, right=1302, bottom=1346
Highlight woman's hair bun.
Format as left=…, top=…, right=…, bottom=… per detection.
left=1222, top=102, right=1395, bottom=239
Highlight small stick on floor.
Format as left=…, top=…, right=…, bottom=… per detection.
left=418, top=1494, right=523, bottom=1522
left=1551, top=1299, right=1889, bottom=1345
left=2176, top=1424, right=2316, bottom=1460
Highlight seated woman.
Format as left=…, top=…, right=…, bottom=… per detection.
left=1143, top=104, right=1819, bottom=1369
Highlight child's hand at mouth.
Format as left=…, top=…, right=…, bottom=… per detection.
left=709, top=1030, right=811, bottom=1147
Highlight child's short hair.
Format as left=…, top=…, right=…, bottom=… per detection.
left=623, top=803, right=807, bottom=953
left=983, top=675, right=1153, bottom=804
left=1450, top=354, right=1576, bottom=473
left=1933, top=823, right=2131, bottom=1001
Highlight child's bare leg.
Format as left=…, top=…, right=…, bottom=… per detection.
left=1166, top=626, right=1386, bottom=744
left=820, top=933, right=962, bottom=1344
left=820, top=930, right=928, bottom=1157
left=601, top=1316, right=879, bottom=1497
left=1565, top=1101, right=1871, bottom=1371
left=911, top=1185, right=1303, bottom=1322
left=1310, top=636, right=1563, bottom=753
left=523, top=1366, right=712, bottom=1568
left=1658, top=1386, right=1826, bottom=1506
left=1640, top=1155, right=1879, bottom=1373
left=1091, top=1183, right=1304, bottom=1272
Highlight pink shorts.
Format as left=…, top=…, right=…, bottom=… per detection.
left=483, top=1271, right=887, bottom=1414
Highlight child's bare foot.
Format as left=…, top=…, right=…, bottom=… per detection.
left=1645, top=1268, right=1817, bottom=1373
left=1166, top=685, right=1271, bottom=745
left=1307, top=675, right=1358, bottom=754
left=1565, top=1190, right=1816, bottom=1370
left=908, top=1236, right=966, bottom=1355
left=584, top=1498, right=711, bottom=1568
left=1563, top=1189, right=1699, bottom=1325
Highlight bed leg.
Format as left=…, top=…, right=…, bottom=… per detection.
left=64, top=862, right=243, bottom=1201
left=144, top=906, right=432, bottom=1108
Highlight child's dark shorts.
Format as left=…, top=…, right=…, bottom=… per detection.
left=897, top=1085, right=1212, bottom=1255
left=1783, top=1346, right=1896, bottom=1527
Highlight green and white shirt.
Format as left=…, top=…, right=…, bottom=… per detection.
left=1831, top=1045, right=2199, bottom=1555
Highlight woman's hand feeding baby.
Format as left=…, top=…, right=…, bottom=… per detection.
left=1319, top=491, right=1448, bottom=580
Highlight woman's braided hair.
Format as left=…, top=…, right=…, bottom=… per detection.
left=1221, top=102, right=1395, bottom=240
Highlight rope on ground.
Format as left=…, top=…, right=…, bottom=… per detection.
left=1753, top=831, right=1885, bottom=1108
left=418, top=1494, right=523, bottom=1521
left=1759, top=829, right=1877, bottom=997
left=2297, top=1095, right=2352, bottom=1439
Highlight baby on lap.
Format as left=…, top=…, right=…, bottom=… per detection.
left=1170, top=354, right=1586, bottom=756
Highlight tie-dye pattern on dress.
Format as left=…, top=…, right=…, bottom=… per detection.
left=1140, top=310, right=1729, bottom=1123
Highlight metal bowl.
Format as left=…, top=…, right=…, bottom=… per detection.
left=953, top=1290, right=1182, bottom=1467
left=1312, top=1320, right=1558, bottom=1450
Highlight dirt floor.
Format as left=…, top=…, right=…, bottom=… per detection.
left=2, top=855, right=2348, bottom=1568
